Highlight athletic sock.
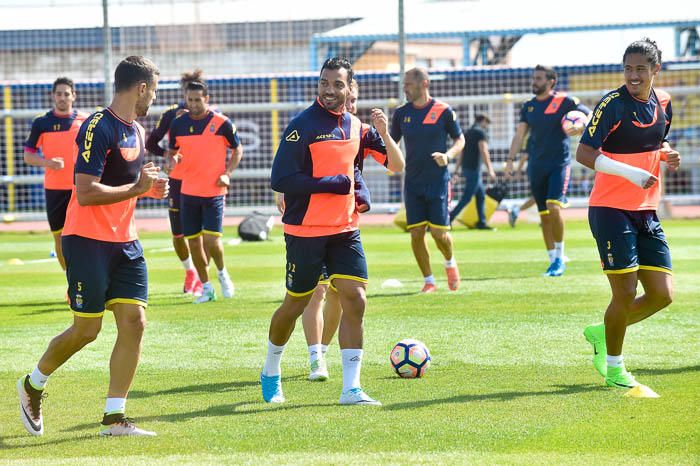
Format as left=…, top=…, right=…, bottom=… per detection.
left=308, top=344, right=322, bottom=364
left=547, top=249, right=556, bottom=264
left=321, top=344, right=329, bottom=356
left=28, top=366, right=49, bottom=390
left=104, top=397, right=126, bottom=416
left=606, top=354, right=624, bottom=368
left=341, top=348, right=363, bottom=392
left=182, top=257, right=194, bottom=270
left=217, top=268, right=229, bottom=278
left=263, top=341, right=286, bottom=377
left=554, top=242, right=565, bottom=260
left=424, top=275, right=435, bottom=285
left=444, top=257, right=457, bottom=268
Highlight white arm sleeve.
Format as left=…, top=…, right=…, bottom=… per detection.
left=594, top=155, right=654, bottom=188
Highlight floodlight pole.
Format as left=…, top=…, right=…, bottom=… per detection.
left=102, top=0, right=113, bottom=106
left=398, top=0, right=405, bottom=103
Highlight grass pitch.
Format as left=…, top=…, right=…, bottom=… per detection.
left=0, top=220, right=698, bottom=464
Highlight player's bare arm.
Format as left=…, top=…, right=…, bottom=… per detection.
left=218, top=145, right=243, bottom=187
left=660, top=143, right=681, bottom=170
left=480, top=140, right=496, bottom=180
left=23, top=151, right=64, bottom=171
left=432, top=133, right=465, bottom=167
left=505, top=122, right=529, bottom=178
left=371, top=108, right=405, bottom=172
left=76, top=162, right=161, bottom=206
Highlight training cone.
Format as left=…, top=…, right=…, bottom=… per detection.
left=624, top=384, right=660, bottom=399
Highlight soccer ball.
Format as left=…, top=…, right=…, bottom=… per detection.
left=390, top=339, right=431, bottom=378
left=561, top=110, right=588, bottom=133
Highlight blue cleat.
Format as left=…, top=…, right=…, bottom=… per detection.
left=507, top=206, right=520, bottom=228
left=260, top=373, right=285, bottom=403
left=544, top=258, right=566, bottom=277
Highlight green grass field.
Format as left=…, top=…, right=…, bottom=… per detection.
left=1, top=220, right=698, bottom=465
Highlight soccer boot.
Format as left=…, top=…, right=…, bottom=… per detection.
left=260, top=373, right=285, bottom=403
left=583, top=323, right=607, bottom=377
left=218, top=272, right=235, bottom=298
left=508, top=206, right=520, bottom=228
left=420, top=283, right=437, bottom=294
left=474, top=222, right=495, bottom=231
left=192, top=279, right=204, bottom=297
left=17, top=375, right=45, bottom=436
left=544, top=258, right=566, bottom=277
left=605, top=365, right=639, bottom=389
left=445, top=264, right=461, bottom=291
left=183, top=268, right=200, bottom=294
left=194, top=282, right=217, bottom=304
left=339, top=388, right=382, bottom=406
left=99, top=413, right=156, bottom=437
left=308, top=358, right=329, bottom=382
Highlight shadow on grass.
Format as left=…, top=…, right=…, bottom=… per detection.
left=635, top=365, right=700, bottom=376
left=129, top=375, right=306, bottom=399
left=20, top=307, right=70, bottom=316
left=383, top=383, right=607, bottom=411
left=0, top=301, right=64, bottom=309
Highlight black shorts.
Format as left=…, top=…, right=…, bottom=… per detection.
left=284, top=230, right=367, bottom=296
left=45, top=189, right=72, bottom=233
left=167, top=178, right=184, bottom=237
left=62, top=235, right=148, bottom=317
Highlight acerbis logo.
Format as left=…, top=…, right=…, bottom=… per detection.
left=286, top=130, right=300, bottom=142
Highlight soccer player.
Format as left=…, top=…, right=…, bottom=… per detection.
left=505, top=65, right=591, bottom=276
left=167, top=80, right=242, bottom=304
left=576, top=38, right=679, bottom=389
left=390, top=67, right=465, bottom=293
left=261, top=57, right=380, bottom=405
left=23, top=77, right=88, bottom=271
left=145, top=69, right=204, bottom=296
left=17, top=56, right=165, bottom=437
left=450, top=114, right=496, bottom=229
left=293, top=79, right=404, bottom=381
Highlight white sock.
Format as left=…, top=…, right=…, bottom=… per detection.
left=321, top=344, right=329, bottom=355
left=308, top=344, right=322, bottom=364
left=28, top=367, right=49, bottom=390
left=554, top=242, right=564, bottom=260
left=424, top=275, right=435, bottom=285
left=341, top=348, right=363, bottom=392
left=444, top=257, right=456, bottom=268
left=182, top=257, right=194, bottom=270
left=547, top=249, right=556, bottom=263
left=104, top=397, right=126, bottom=415
left=202, top=281, right=213, bottom=290
left=606, top=354, right=624, bottom=368
left=217, top=267, right=229, bottom=278
left=263, top=341, right=286, bottom=376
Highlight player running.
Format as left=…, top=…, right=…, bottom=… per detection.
left=505, top=65, right=591, bottom=276
left=390, top=67, right=465, bottom=293
left=167, top=80, right=242, bottom=304
left=577, top=38, right=679, bottom=390
left=145, top=69, right=205, bottom=296
left=23, top=77, right=88, bottom=271
left=261, top=57, right=380, bottom=405
left=17, top=56, right=165, bottom=437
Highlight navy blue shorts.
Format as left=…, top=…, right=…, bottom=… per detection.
left=404, top=179, right=451, bottom=230
left=167, top=178, right=184, bottom=237
left=45, top=189, right=72, bottom=233
left=588, top=206, right=672, bottom=275
left=284, top=230, right=368, bottom=296
left=62, top=235, right=148, bottom=317
left=318, top=264, right=330, bottom=285
left=181, top=194, right=225, bottom=239
left=528, top=164, right=571, bottom=214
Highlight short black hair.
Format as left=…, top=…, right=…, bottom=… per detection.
left=534, top=64, right=557, bottom=85
left=320, top=57, right=353, bottom=86
left=114, top=56, right=159, bottom=93
left=52, top=77, right=74, bottom=93
left=623, top=37, right=662, bottom=66
left=475, top=114, right=490, bottom=124
left=180, top=69, right=204, bottom=87
left=185, top=81, right=208, bottom=97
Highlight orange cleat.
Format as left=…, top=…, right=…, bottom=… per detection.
left=420, top=283, right=437, bottom=293
left=445, top=265, right=460, bottom=291
left=184, top=269, right=201, bottom=295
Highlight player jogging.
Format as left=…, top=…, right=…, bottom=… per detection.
left=390, top=67, right=465, bottom=293
left=23, top=77, right=88, bottom=271
left=167, top=80, right=242, bottom=304
left=261, top=57, right=380, bottom=405
left=145, top=69, right=205, bottom=296
left=505, top=65, right=591, bottom=276
left=17, top=56, right=165, bottom=437
left=577, top=38, right=679, bottom=390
